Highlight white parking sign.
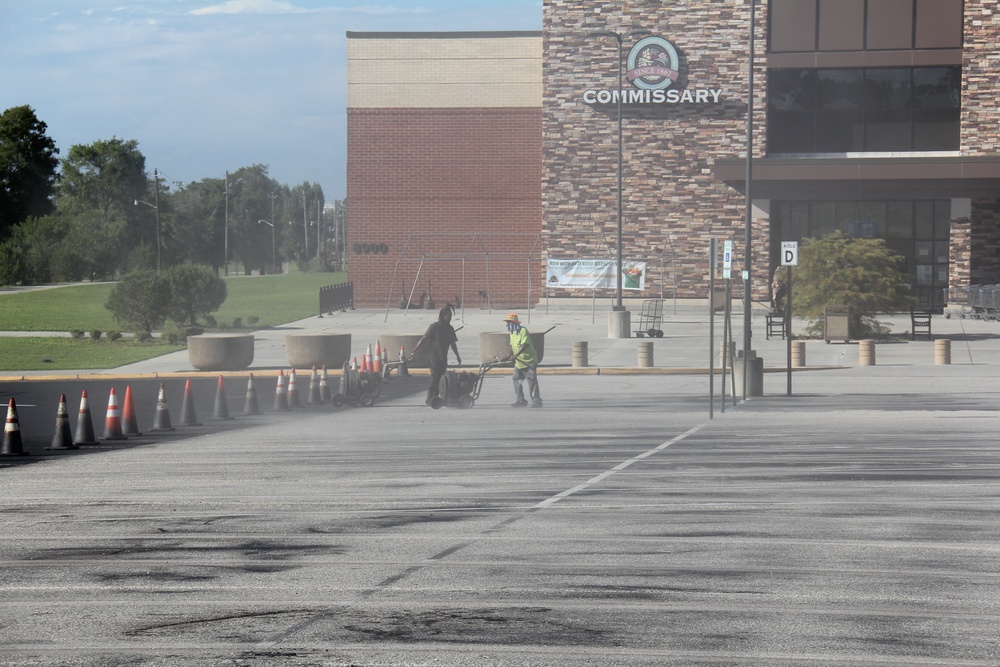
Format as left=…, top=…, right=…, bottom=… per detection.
left=781, top=241, right=798, bottom=266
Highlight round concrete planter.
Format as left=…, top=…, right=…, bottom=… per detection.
left=379, top=334, right=428, bottom=368
left=478, top=331, right=545, bottom=364
left=285, top=333, right=351, bottom=369
left=188, top=333, right=255, bottom=371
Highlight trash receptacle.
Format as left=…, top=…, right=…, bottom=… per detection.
left=733, top=350, right=763, bottom=398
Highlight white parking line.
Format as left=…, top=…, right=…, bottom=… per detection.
left=532, top=424, right=705, bottom=509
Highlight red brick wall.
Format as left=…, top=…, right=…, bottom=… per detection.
left=346, top=108, right=543, bottom=308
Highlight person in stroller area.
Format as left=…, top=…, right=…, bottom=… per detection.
left=500, top=313, right=542, bottom=408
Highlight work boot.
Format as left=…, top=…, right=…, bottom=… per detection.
left=511, top=400, right=528, bottom=407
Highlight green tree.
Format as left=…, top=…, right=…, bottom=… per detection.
left=105, top=270, right=170, bottom=335
left=793, top=231, right=912, bottom=338
left=57, top=138, right=150, bottom=277
left=0, top=105, right=59, bottom=237
left=165, top=263, right=227, bottom=326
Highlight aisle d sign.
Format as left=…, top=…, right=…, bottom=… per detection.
left=781, top=241, right=798, bottom=266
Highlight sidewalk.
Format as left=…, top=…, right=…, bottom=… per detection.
left=4, top=300, right=1000, bottom=379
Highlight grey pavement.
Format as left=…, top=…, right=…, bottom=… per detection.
left=4, top=297, right=998, bottom=378
left=3, top=299, right=1000, bottom=665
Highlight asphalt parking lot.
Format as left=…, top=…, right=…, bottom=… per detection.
left=2, top=358, right=1000, bottom=665
left=2, top=303, right=1000, bottom=665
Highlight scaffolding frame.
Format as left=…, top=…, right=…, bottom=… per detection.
left=383, top=233, right=545, bottom=323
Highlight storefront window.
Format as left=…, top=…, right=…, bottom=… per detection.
left=767, top=67, right=961, bottom=154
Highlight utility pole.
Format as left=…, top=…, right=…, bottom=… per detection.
left=153, top=168, right=161, bottom=272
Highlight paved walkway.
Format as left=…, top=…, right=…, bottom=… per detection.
left=3, top=298, right=999, bottom=379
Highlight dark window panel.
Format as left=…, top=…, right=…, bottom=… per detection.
left=818, top=0, right=864, bottom=51
left=815, top=110, right=863, bottom=152
left=912, top=67, right=961, bottom=110
left=817, top=69, right=863, bottom=109
left=768, top=69, right=816, bottom=111
left=912, top=110, right=959, bottom=151
left=915, top=0, right=963, bottom=49
left=767, top=111, right=816, bottom=153
left=864, top=110, right=912, bottom=151
left=866, top=0, right=914, bottom=50
left=770, top=0, right=818, bottom=52
left=865, top=69, right=911, bottom=110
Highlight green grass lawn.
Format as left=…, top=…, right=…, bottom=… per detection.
left=0, top=272, right=347, bottom=370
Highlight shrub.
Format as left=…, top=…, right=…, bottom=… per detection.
left=134, top=331, right=153, bottom=343
left=107, top=331, right=123, bottom=341
left=232, top=317, right=242, bottom=329
left=90, top=330, right=102, bottom=340
left=164, top=264, right=226, bottom=327
left=69, top=329, right=85, bottom=339
left=105, top=270, right=170, bottom=335
left=247, top=316, right=259, bottom=326
left=794, top=231, right=911, bottom=339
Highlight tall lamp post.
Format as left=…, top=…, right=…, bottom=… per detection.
left=134, top=168, right=161, bottom=272
left=224, top=171, right=242, bottom=277
left=258, top=219, right=276, bottom=272
left=587, top=29, right=649, bottom=333
left=742, top=0, right=757, bottom=396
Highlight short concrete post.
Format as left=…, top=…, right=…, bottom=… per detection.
left=859, top=339, right=876, bottom=366
left=791, top=340, right=806, bottom=368
left=935, top=338, right=951, bottom=365
left=572, top=341, right=588, bottom=368
left=637, top=340, right=654, bottom=368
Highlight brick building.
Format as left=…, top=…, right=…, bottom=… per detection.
left=346, top=0, right=1000, bottom=311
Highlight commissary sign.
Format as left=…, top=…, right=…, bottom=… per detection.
left=584, top=35, right=723, bottom=105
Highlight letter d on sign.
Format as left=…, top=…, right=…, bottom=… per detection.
left=781, top=241, right=798, bottom=266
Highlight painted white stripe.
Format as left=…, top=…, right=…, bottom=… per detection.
left=532, top=424, right=705, bottom=509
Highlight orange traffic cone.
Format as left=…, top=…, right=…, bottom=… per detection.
left=122, top=385, right=141, bottom=436
left=210, top=375, right=233, bottom=421
left=365, top=343, right=373, bottom=373
left=73, top=390, right=98, bottom=446
left=179, top=379, right=201, bottom=426
left=319, top=365, right=331, bottom=402
left=101, top=387, right=127, bottom=440
left=351, top=356, right=358, bottom=371
left=287, top=367, right=302, bottom=408
left=271, top=369, right=289, bottom=411
left=373, top=340, right=383, bottom=375
left=243, top=374, right=261, bottom=415
left=307, top=365, right=321, bottom=405
left=150, top=383, right=175, bottom=432
left=46, top=394, right=77, bottom=451
left=1, top=397, right=28, bottom=456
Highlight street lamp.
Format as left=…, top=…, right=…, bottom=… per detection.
left=587, top=29, right=650, bottom=314
left=742, top=0, right=757, bottom=396
left=258, top=219, right=276, bottom=273
left=224, top=171, right=242, bottom=277
left=134, top=167, right=161, bottom=271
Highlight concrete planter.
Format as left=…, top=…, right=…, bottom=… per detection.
left=478, top=331, right=545, bottom=364
left=188, top=333, right=255, bottom=371
left=379, top=334, right=428, bottom=368
left=285, top=333, right=351, bottom=369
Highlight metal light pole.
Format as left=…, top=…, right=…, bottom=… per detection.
left=224, top=171, right=242, bottom=276
left=134, top=170, right=160, bottom=272
left=588, top=29, right=650, bottom=316
left=267, top=192, right=278, bottom=273
left=743, top=0, right=757, bottom=396
left=258, top=219, right=276, bottom=271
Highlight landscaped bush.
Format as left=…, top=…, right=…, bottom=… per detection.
left=90, top=330, right=102, bottom=340
left=69, top=329, right=85, bottom=339
left=107, top=331, right=123, bottom=341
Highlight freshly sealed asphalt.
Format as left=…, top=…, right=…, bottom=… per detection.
left=1, top=302, right=999, bottom=665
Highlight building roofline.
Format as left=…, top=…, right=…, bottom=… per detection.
left=346, top=31, right=542, bottom=40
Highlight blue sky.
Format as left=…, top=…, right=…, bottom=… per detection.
left=0, top=1, right=542, bottom=199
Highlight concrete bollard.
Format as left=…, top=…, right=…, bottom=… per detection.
left=791, top=340, right=806, bottom=368
left=637, top=340, right=654, bottom=368
left=572, top=341, right=588, bottom=368
left=935, top=338, right=951, bottom=365
left=859, top=339, right=876, bottom=366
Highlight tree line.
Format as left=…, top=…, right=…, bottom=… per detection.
left=0, top=104, right=340, bottom=285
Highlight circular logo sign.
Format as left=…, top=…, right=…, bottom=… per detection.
left=626, top=36, right=680, bottom=91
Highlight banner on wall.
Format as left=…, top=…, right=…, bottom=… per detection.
left=546, top=259, right=646, bottom=290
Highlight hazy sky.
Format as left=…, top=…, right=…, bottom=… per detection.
left=0, top=1, right=542, bottom=199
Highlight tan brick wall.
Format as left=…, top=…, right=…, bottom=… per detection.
left=962, top=4, right=1000, bottom=154
left=347, top=35, right=541, bottom=108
